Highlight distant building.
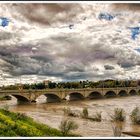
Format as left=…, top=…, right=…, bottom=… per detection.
left=16, top=83, right=23, bottom=90
left=44, top=80, right=51, bottom=86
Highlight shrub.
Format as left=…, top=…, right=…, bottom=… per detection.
left=59, top=119, right=78, bottom=136
left=89, top=112, right=102, bottom=122
left=111, top=122, right=122, bottom=137
left=0, top=109, right=18, bottom=119
left=14, top=120, right=44, bottom=136
left=0, top=96, right=11, bottom=101
left=130, top=107, right=140, bottom=124
left=81, top=107, right=88, bottom=118
left=0, top=109, right=33, bottom=123
left=0, top=125, right=17, bottom=136
left=110, top=108, right=126, bottom=122
left=25, top=121, right=63, bottom=136
left=0, top=112, right=15, bottom=127
left=63, top=107, right=78, bottom=117
left=16, top=112, right=32, bottom=121
left=3, top=104, right=9, bottom=111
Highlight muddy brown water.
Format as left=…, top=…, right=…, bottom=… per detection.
left=1, top=95, right=140, bottom=137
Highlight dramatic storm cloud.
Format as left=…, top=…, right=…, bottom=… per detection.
left=0, top=3, right=140, bottom=85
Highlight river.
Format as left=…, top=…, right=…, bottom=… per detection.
left=0, top=95, right=140, bottom=137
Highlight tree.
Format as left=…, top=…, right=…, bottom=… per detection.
left=23, top=84, right=30, bottom=89
left=110, top=108, right=126, bottom=122
left=137, top=80, right=140, bottom=86
left=81, top=107, right=88, bottom=118
left=48, top=82, right=56, bottom=89
left=59, top=119, right=78, bottom=136
left=35, top=82, right=45, bottom=89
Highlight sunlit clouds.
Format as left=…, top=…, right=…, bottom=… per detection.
left=0, top=3, right=140, bottom=85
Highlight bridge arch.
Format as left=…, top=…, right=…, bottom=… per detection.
left=66, top=92, right=84, bottom=101
left=118, top=90, right=128, bottom=96
left=10, top=94, right=30, bottom=102
left=43, top=93, right=61, bottom=103
left=104, top=91, right=116, bottom=98
left=87, top=91, right=102, bottom=99
left=129, top=90, right=137, bottom=96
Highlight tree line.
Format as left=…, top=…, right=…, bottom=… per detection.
left=1, top=79, right=140, bottom=90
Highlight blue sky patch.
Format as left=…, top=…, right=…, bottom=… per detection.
left=0, top=17, right=10, bottom=27
left=129, top=27, right=140, bottom=40
left=98, top=12, right=115, bottom=21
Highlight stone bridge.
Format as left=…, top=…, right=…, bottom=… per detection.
left=0, top=87, right=140, bottom=103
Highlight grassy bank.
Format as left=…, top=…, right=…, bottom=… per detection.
left=0, top=96, right=11, bottom=101
left=0, top=109, right=79, bottom=137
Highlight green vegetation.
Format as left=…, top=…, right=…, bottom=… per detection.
left=111, top=122, right=123, bottom=137
left=59, top=119, right=78, bottom=136
left=81, top=108, right=102, bottom=122
left=81, top=107, right=88, bottom=119
left=3, top=104, right=9, bottom=111
left=63, top=107, right=78, bottom=117
left=130, top=107, right=140, bottom=125
left=1, top=79, right=138, bottom=90
left=89, top=112, right=102, bottom=122
left=0, top=96, right=11, bottom=101
left=63, top=107, right=102, bottom=122
left=110, top=108, right=126, bottom=122
left=0, top=109, right=79, bottom=137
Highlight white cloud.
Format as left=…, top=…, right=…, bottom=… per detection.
left=0, top=3, right=139, bottom=85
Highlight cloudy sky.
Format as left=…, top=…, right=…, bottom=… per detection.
left=0, top=3, right=140, bottom=85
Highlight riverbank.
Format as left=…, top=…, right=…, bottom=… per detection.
left=0, top=108, right=79, bottom=137
left=0, top=96, right=11, bottom=101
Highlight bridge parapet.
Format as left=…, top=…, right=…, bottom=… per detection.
left=0, top=87, right=139, bottom=102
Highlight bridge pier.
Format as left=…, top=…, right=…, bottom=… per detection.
left=30, top=100, right=37, bottom=103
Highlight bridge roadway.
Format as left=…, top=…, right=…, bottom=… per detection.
left=0, top=87, right=140, bottom=103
